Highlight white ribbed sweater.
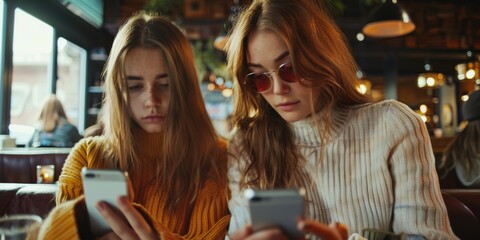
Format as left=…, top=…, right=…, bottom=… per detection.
left=227, top=100, right=457, bottom=239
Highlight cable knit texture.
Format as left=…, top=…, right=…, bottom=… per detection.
left=35, top=129, right=230, bottom=239
left=227, top=100, right=457, bottom=239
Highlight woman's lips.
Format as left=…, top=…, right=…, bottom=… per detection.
left=276, top=101, right=299, bottom=112
left=142, top=115, right=165, bottom=123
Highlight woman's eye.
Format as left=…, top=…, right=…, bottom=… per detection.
left=128, top=85, right=142, bottom=91
left=157, top=83, right=169, bottom=91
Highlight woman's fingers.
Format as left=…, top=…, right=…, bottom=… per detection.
left=246, top=228, right=289, bottom=240
left=97, top=196, right=158, bottom=240
left=98, top=232, right=122, bottom=240
left=228, top=225, right=253, bottom=239
left=298, top=220, right=348, bottom=240
left=329, top=222, right=348, bottom=240
left=116, top=196, right=158, bottom=240
left=96, top=200, right=138, bottom=240
left=229, top=225, right=290, bottom=240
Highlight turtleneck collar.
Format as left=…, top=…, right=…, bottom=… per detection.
left=290, top=106, right=351, bottom=146
left=134, top=126, right=164, bottom=160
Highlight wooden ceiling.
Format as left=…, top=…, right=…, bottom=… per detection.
left=102, top=0, right=480, bottom=89
left=97, top=0, right=480, bottom=107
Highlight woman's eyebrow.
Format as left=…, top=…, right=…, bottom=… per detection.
left=247, top=51, right=290, bottom=68
left=126, top=73, right=168, bottom=81
left=155, top=73, right=168, bottom=79
left=126, top=76, right=142, bottom=81
left=274, top=51, right=289, bottom=63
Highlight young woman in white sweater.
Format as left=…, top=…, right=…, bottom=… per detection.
left=225, top=0, right=457, bottom=239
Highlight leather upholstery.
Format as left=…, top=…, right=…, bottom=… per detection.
left=441, top=189, right=480, bottom=240
left=0, top=183, right=57, bottom=219
left=0, top=151, right=69, bottom=183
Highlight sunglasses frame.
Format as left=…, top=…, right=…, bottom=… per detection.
left=243, top=63, right=299, bottom=93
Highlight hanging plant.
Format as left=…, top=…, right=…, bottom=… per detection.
left=192, top=38, right=227, bottom=81
left=143, top=0, right=184, bottom=19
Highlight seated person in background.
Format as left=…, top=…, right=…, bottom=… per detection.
left=28, top=94, right=81, bottom=147
left=438, top=90, right=480, bottom=188
left=29, top=12, right=230, bottom=239
left=225, top=0, right=456, bottom=239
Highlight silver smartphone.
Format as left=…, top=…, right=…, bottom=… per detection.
left=81, top=167, right=129, bottom=237
left=245, top=189, right=305, bottom=238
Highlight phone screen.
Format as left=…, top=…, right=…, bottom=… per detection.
left=246, top=189, right=305, bottom=238
left=81, top=168, right=129, bottom=236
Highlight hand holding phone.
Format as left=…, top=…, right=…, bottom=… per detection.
left=245, top=188, right=305, bottom=238
left=81, top=167, right=130, bottom=237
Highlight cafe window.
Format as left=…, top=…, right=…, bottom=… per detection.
left=0, top=1, right=3, bottom=57
left=11, top=8, right=53, bottom=131
left=8, top=7, right=86, bottom=145
left=56, top=37, right=86, bottom=129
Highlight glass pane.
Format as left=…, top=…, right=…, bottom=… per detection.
left=10, top=8, right=53, bottom=145
left=0, top=1, right=3, bottom=57
left=56, top=37, right=86, bottom=131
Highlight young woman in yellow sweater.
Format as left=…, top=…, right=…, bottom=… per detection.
left=31, top=12, right=230, bottom=239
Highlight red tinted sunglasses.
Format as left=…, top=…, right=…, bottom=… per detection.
left=244, top=63, right=299, bottom=93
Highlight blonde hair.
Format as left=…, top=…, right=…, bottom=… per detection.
left=438, top=121, right=480, bottom=180
left=226, top=0, right=370, bottom=189
left=102, top=12, right=224, bottom=209
left=39, top=94, right=68, bottom=132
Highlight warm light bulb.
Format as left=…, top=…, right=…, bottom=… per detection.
left=461, top=95, right=469, bottom=102
left=420, top=104, right=427, bottom=114
left=417, top=76, right=426, bottom=88
left=426, top=77, right=435, bottom=87
left=466, top=69, right=476, bottom=79
left=356, top=79, right=371, bottom=95
left=207, top=83, right=216, bottom=91
left=357, top=84, right=368, bottom=94
left=356, top=33, right=365, bottom=41
left=222, top=88, right=233, bottom=97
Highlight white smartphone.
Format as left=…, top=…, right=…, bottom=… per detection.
left=81, top=167, right=130, bottom=237
left=245, top=188, right=305, bottom=238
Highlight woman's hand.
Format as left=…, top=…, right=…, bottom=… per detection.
left=228, top=224, right=289, bottom=240
left=229, top=221, right=348, bottom=240
left=298, top=220, right=348, bottom=240
left=96, top=196, right=159, bottom=240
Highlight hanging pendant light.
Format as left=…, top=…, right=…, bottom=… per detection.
left=362, top=0, right=415, bottom=38
left=417, top=62, right=444, bottom=88
left=455, top=51, right=480, bottom=81
left=417, top=73, right=445, bottom=88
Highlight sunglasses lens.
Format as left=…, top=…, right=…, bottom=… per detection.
left=246, top=73, right=271, bottom=92
left=279, top=65, right=297, bottom=82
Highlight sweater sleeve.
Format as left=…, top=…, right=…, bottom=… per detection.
left=29, top=138, right=105, bottom=239
left=56, top=137, right=102, bottom=204
left=32, top=197, right=84, bottom=240
left=386, top=101, right=457, bottom=239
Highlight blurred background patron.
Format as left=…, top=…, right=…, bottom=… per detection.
left=28, top=94, right=81, bottom=147
left=438, top=90, right=480, bottom=188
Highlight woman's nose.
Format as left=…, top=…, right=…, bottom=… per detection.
left=144, top=86, right=160, bottom=106
left=271, top=72, right=290, bottom=95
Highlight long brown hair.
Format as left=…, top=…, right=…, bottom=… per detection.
left=102, top=12, right=224, bottom=209
left=226, top=0, right=370, bottom=189
left=438, top=121, right=480, bottom=179
left=39, top=94, right=69, bottom=132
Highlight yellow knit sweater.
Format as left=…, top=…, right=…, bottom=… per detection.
left=34, top=130, right=230, bottom=239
